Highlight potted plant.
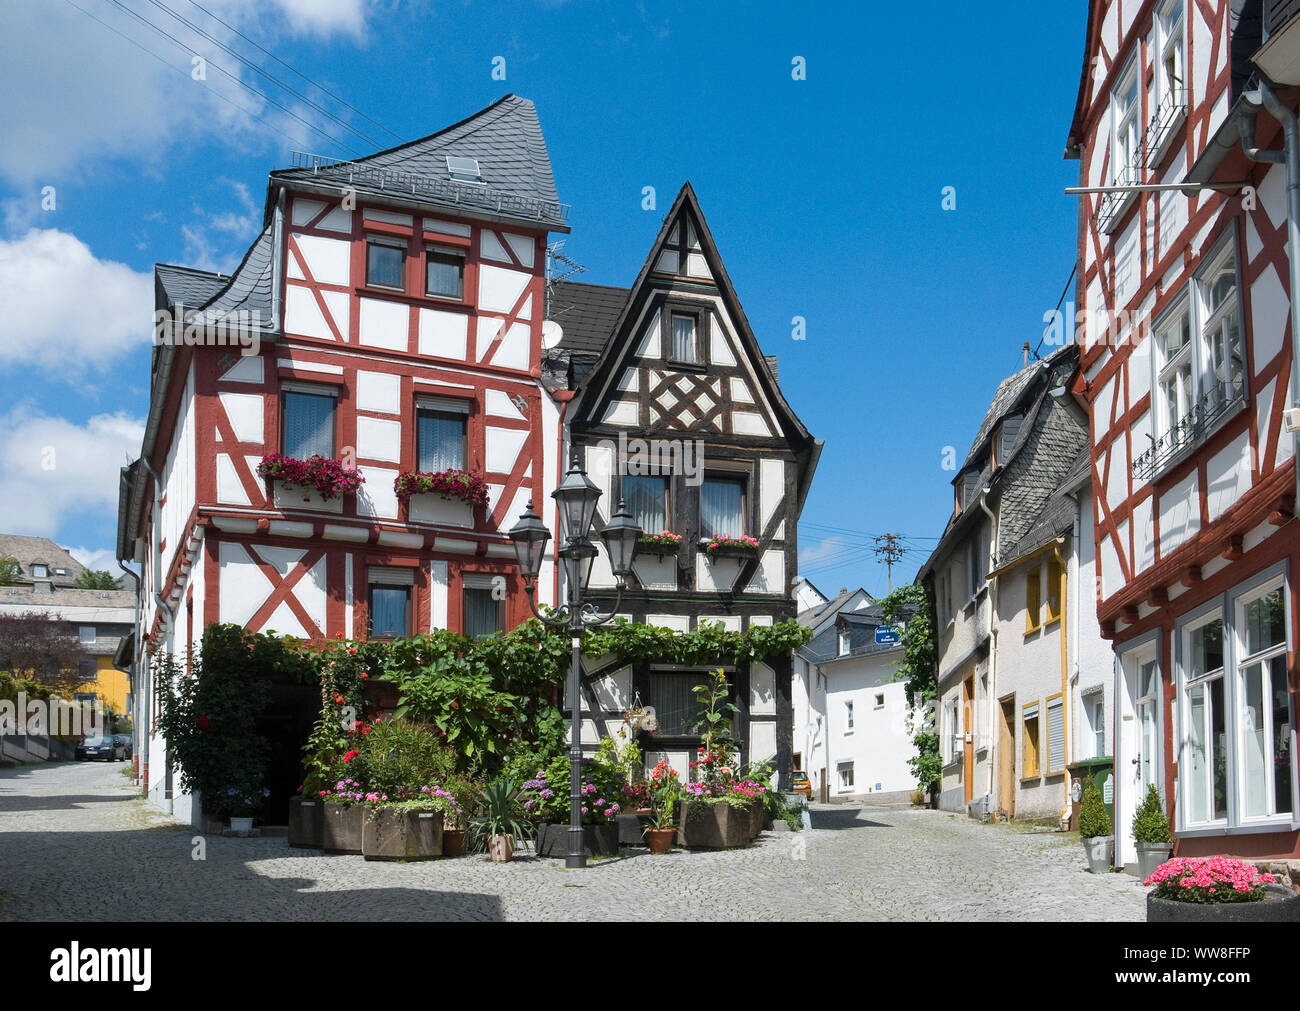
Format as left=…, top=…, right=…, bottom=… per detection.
left=644, top=758, right=679, bottom=854
left=702, top=534, right=760, bottom=560
left=1079, top=781, right=1114, bottom=873
left=678, top=671, right=762, bottom=849
left=321, top=779, right=367, bottom=852
left=637, top=531, right=683, bottom=555
left=1145, top=857, right=1300, bottom=922
left=223, top=783, right=270, bottom=836
left=259, top=452, right=364, bottom=511
left=522, top=735, right=635, bottom=857
left=468, top=778, right=533, bottom=862
left=1131, top=784, right=1174, bottom=879
left=395, top=468, right=489, bottom=527
left=361, top=784, right=458, bottom=861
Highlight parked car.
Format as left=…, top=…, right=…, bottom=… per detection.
left=76, top=736, right=127, bottom=761
left=791, top=769, right=813, bottom=801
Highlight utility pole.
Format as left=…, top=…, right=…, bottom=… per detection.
left=874, top=533, right=905, bottom=592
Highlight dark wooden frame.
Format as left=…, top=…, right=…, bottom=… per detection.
left=424, top=244, right=466, bottom=301
left=663, top=301, right=709, bottom=370
left=698, top=469, right=751, bottom=541
left=364, top=236, right=407, bottom=292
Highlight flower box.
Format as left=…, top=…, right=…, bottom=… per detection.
left=701, top=535, right=760, bottom=560
left=679, top=801, right=752, bottom=850
left=272, top=480, right=345, bottom=514
left=260, top=453, right=363, bottom=511
left=746, top=798, right=765, bottom=840
left=533, top=821, right=620, bottom=858
left=406, top=492, right=475, bottom=528
left=362, top=807, right=443, bottom=861
left=637, top=532, right=683, bottom=555
left=288, top=796, right=323, bottom=848
left=615, top=811, right=654, bottom=846
left=1147, top=884, right=1300, bottom=922
left=442, top=829, right=467, bottom=857
left=321, top=803, right=364, bottom=853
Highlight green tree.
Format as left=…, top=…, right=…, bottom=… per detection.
left=878, top=582, right=940, bottom=796
left=74, top=569, right=120, bottom=590
left=0, top=556, right=20, bottom=586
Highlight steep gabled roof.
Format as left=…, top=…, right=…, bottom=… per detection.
left=154, top=224, right=276, bottom=329
left=269, top=94, right=567, bottom=230
left=568, top=182, right=813, bottom=447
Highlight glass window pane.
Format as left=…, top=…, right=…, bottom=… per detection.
left=1270, top=655, right=1292, bottom=815
left=1244, top=589, right=1285, bottom=656
left=1094, top=700, right=1105, bottom=758
left=417, top=411, right=466, bottom=471
left=1211, top=678, right=1227, bottom=821
left=1243, top=661, right=1268, bottom=818
left=671, top=315, right=696, bottom=362
left=370, top=586, right=408, bottom=638
left=646, top=672, right=698, bottom=737
left=426, top=250, right=464, bottom=298
left=463, top=587, right=501, bottom=639
left=283, top=392, right=335, bottom=459
left=1187, top=683, right=1208, bottom=824
left=700, top=478, right=743, bottom=538
left=622, top=475, right=666, bottom=533
left=1190, top=618, right=1224, bottom=678
left=367, top=242, right=405, bottom=288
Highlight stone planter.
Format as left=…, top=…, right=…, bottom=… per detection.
left=322, top=803, right=364, bottom=853
left=680, top=801, right=752, bottom=850
left=1135, top=842, right=1174, bottom=881
left=362, top=807, right=443, bottom=861
left=1147, top=884, right=1300, bottom=922
left=407, top=492, right=475, bottom=528
left=1082, top=835, right=1114, bottom=873
left=442, top=829, right=466, bottom=857
left=534, top=821, right=620, bottom=858
left=747, top=800, right=765, bottom=840
left=288, top=796, right=323, bottom=848
left=229, top=816, right=254, bottom=836
left=272, top=480, right=345, bottom=514
left=616, top=811, right=654, bottom=846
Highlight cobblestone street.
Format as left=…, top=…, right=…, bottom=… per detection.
left=0, top=761, right=1147, bottom=921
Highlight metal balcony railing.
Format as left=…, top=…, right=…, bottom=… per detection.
left=1095, top=157, right=1143, bottom=233
left=1144, top=87, right=1189, bottom=167
left=1132, top=380, right=1246, bottom=481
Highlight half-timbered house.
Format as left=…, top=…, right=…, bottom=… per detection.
left=544, top=183, right=823, bottom=788
left=1065, top=0, right=1300, bottom=866
left=117, top=95, right=569, bottom=822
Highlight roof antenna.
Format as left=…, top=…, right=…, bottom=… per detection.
left=544, top=239, right=586, bottom=319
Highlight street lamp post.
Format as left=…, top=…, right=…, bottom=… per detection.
left=508, top=453, right=642, bottom=869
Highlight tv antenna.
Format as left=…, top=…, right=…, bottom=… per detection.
left=544, top=240, right=586, bottom=319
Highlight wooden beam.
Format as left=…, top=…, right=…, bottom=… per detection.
left=1181, top=564, right=1202, bottom=587
left=1221, top=534, right=1244, bottom=561
left=1146, top=586, right=1168, bottom=608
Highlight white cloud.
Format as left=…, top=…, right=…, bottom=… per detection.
left=66, top=546, right=123, bottom=575
left=0, top=408, right=144, bottom=538
left=0, top=2, right=375, bottom=184
left=0, top=229, right=152, bottom=372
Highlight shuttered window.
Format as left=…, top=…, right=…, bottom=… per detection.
left=646, top=671, right=703, bottom=737
left=1046, top=696, right=1066, bottom=774
left=1023, top=703, right=1040, bottom=777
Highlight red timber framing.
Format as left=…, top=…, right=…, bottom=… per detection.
left=159, top=187, right=556, bottom=644
left=1070, top=0, right=1300, bottom=859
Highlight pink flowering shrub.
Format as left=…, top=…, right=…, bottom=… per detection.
left=703, top=534, right=760, bottom=557
left=393, top=469, right=490, bottom=509
left=258, top=453, right=364, bottom=500
left=1145, top=856, right=1276, bottom=904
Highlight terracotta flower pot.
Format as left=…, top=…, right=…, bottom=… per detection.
left=489, top=834, right=514, bottom=862
left=645, top=827, right=675, bottom=854
left=442, top=829, right=466, bottom=857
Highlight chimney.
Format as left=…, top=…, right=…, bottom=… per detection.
left=1022, top=342, right=1030, bottom=368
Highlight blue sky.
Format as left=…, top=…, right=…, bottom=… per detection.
left=0, top=0, right=1086, bottom=596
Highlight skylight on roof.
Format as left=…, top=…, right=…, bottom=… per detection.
left=445, top=155, right=483, bottom=184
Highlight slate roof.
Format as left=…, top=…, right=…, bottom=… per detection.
left=0, top=536, right=87, bottom=586
left=796, top=587, right=870, bottom=628
left=0, top=584, right=135, bottom=614
left=1001, top=446, right=1092, bottom=568
left=548, top=281, right=630, bottom=356
left=270, top=94, right=568, bottom=230
left=155, top=264, right=227, bottom=311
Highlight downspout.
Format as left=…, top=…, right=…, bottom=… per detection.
left=116, top=555, right=141, bottom=778
left=1054, top=541, right=1071, bottom=830
left=140, top=456, right=174, bottom=812
left=1068, top=496, right=1083, bottom=830
left=978, top=490, right=998, bottom=812
left=1242, top=81, right=1300, bottom=512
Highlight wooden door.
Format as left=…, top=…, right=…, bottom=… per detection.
left=998, top=698, right=1015, bottom=817
left=962, top=675, right=974, bottom=806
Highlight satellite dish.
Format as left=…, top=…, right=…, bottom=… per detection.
left=541, top=320, right=564, bottom=350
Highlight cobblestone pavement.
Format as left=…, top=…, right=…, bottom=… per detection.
left=0, top=761, right=1147, bottom=921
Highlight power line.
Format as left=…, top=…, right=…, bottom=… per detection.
left=1033, top=261, right=1079, bottom=360
left=99, top=0, right=364, bottom=156
left=140, top=0, right=385, bottom=149
left=183, top=0, right=404, bottom=143
left=873, top=533, right=906, bottom=592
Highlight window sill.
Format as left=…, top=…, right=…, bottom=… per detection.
left=1177, top=817, right=1295, bottom=838
left=1024, top=624, right=1042, bottom=638
left=424, top=292, right=465, bottom=303
left=1020, top=775, right=1041, bottom=785
left=666, top=359, right=709, bottom=373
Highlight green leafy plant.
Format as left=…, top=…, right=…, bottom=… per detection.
left=467, top=778, right=534, bottom=852
left=1131, top=784, right=1173, bottom=844
left=646, top=758, right=680, bottom=829
left=0, top=556, right=20, bottom=586
left=1079, top=782, right=1112, bottom=839
left=878, top=584, right=939, bottom=795
left=73, top=569, right=120, bottom=590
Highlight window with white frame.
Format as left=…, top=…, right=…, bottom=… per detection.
left=944, top=697, right=959, bottom=762
left=1155, top=300, right=1194, bottom=442
left=838, top=762, right=855, bottom=791
left=874, top=692, right=885, bottom=710
left=1199, top=248, right=1245, bottom=412
left=79, top=625, right=95, bottom=644
left=845, top=700, right=854, bottom=733
left=1112, top=61, right=1141, bottom=188
left=1235, top=583, right=1292, bottom=821
left=1182, top=612, right=1227, bottom=826
left=1085, top=692, right=1106, bottom=758
left=1149, top=0, right=1187, bottom=158
left=838, top=627, right=849, bottom=657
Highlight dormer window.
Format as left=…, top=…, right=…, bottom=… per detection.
left=32, top=564, right=47, bottom=578
left=446, top=156, right=483, bottom=184
left=838, top=627, right=849, bottom=656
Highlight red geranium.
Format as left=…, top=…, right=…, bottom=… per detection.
left=343, top=750, right=360, bottom=763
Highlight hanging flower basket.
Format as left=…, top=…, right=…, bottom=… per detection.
left=702, top=535, right=759, bottom=559
left=394, top=469, right=490, bottom=508
left=258, top=453, right=364, bottom=500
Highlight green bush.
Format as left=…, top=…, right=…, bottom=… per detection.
left=1131, top=784, right=1173, bottom=844
left=1079, top=782, right=1112, bottom=839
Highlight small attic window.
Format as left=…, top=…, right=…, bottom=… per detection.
left=445, top=156, right=482, bottom=184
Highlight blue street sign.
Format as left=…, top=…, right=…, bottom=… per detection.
left=874, top=625, right=902, bottom=646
